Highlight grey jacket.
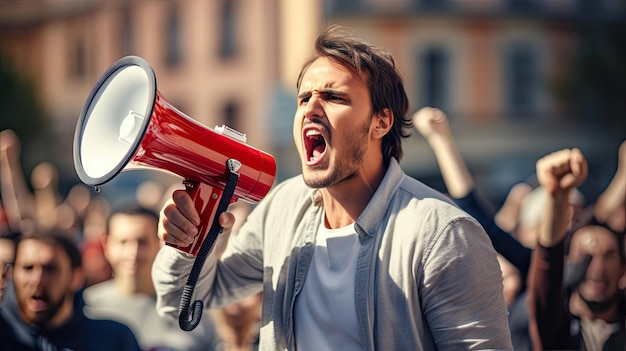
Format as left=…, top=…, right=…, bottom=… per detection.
left=152, top=159, right=513, bottom=350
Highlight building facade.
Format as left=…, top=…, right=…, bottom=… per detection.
left=1, top=0, right=623, bottom=202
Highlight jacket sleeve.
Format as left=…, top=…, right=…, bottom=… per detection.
left=152, top=185, right=272, bottom=319
left=152, top=246, right=203, bottom=320
left=527, top=241, right=572, bottom=350
left=454, top=190, right=532, bottom=278
left=421, top=216, right=514, bottom=349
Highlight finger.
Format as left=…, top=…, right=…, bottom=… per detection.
left=412, top=107, right=431, bottom=126
left=561, top=148, right=588, bottom=189
left=172, top=189, right=201, bottom=226
left=218, top=212, right=236, bottom=231
left=159, top=201, right=198, bottom=246
left=430, top=108, right=447, bottom=124
left=536, top=149, right=573, bottom=192
left=160, top=216, right=195, bottom=247
left=570, top=148, right=588, bottom=180
left=163, top=202, right=198, bottom=236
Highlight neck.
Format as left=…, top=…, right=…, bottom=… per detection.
left=115, top=275, right=155, bottom=296
left=320, top=163, right=386, bottom=229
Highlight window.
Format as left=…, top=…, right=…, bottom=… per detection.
left=219, top=0, right=238, bottom=59
left=70, top=38, right=87, bottom=79
left=121, top=8, right=134, bottom=56
left=504, top=43, right=539, bottom=118
left=419, top=47, right=449, bottom=110
left=223, top=100, right=240, bottom=131
left=165, top=5, right=182, bottom=66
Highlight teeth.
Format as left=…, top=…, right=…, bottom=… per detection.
left=305, top=130, right=321, bottom=137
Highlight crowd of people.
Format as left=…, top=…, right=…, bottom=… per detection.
left=0, top=25, right=624, bottom=350
left=0, top=128, right=262, bottom=351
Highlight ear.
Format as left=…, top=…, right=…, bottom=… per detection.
left=372, top=108, right=393, bottom=139
left=100, top=234, right=111, bottom=261
left=71, top=267, right=85, bottom=292
left=100, top=234, right=108, bottom=250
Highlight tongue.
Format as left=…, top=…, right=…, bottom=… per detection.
left=312, top=145, right=324, bottom=160
left=32, top=299, right=47, bottom=311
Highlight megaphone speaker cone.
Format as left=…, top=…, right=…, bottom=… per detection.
left=73, top=56, right=157, bottom=186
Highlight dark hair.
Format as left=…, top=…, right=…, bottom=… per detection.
left=566, top=207, right=625, bottom=263
left=106, top=203, right=159, bottom=234
left=16, top=229, right=82, bottom=269
left=296, top=25, right=411, bottom=162
left=1, top=230, right=21, bottom=244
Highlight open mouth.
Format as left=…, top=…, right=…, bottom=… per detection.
left=31, top=295, right=48, bottom=311
left=303, top=128, right=327, bottom=165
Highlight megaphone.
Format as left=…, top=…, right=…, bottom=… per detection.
left=73, top=55, right=277, bottom=331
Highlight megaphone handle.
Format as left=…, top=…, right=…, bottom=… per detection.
left=178, top=159, right=240, bottom=332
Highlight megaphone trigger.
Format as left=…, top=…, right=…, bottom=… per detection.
left=173, top=158, right=241, bottom=256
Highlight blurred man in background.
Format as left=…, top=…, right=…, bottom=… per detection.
left=0, top=228, right=141, bottom=350
left=83, top=204, right=220, bottom=351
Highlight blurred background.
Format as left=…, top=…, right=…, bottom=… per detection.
left=0, top=0, right=624, bottom=210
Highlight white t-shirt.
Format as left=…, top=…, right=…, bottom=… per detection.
left=294, top=219, right=361, bottom=350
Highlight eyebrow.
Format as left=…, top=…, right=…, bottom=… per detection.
left=297, top=89, right=348, bottom=100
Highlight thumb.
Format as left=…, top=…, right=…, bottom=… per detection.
left=561, top=148, right=588, bottom=189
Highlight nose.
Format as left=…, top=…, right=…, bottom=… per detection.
left=123, top=240, right=140, bottom=261
left=30, top=266, right=44, bottom=285
left=303, top=92, right=324, bottom=120
left=585, top=255, right=604, bottom=278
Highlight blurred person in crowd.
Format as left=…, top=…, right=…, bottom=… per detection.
left=516, top=183, right=585, bottom=250
left=64, top=184, right=92, bottom=227
left=153, top=25, right=512, bottom=350
left=593, top=139, right=626, bottom=234
left=80, top=239, right=112, bottom=289
left=83, top=204, right=220, bottom=350
left=1, top=129, right=87, bottom=239
left=30, top=162, right=62, bottom=232
left=0, top=129, right=36, bottom=235
left=493, top=182, right=533, bottom=234
left=0, top=228, right=141, bottom=350
left=79, top=196, right=113, bottom=288
left=528, top=148, right=625, bottom=350
left=2, top=128, right=113, bottom=290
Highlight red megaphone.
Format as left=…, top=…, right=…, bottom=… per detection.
left=73, top=55, right=276, bottom=256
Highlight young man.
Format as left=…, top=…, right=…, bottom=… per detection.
left=0, top=229, right=141, bottom=350
left=528, top=148, right=626, bottom=350
left=153, top=26, right=512, bottom=350
left=83, top=204, right=220, bottom=350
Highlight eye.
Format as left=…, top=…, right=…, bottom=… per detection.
left=322, top=92, right=345, bottom=102
left=43, top=265, right=58, bottom=274
left=299, top=96, right=310, bottom=105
